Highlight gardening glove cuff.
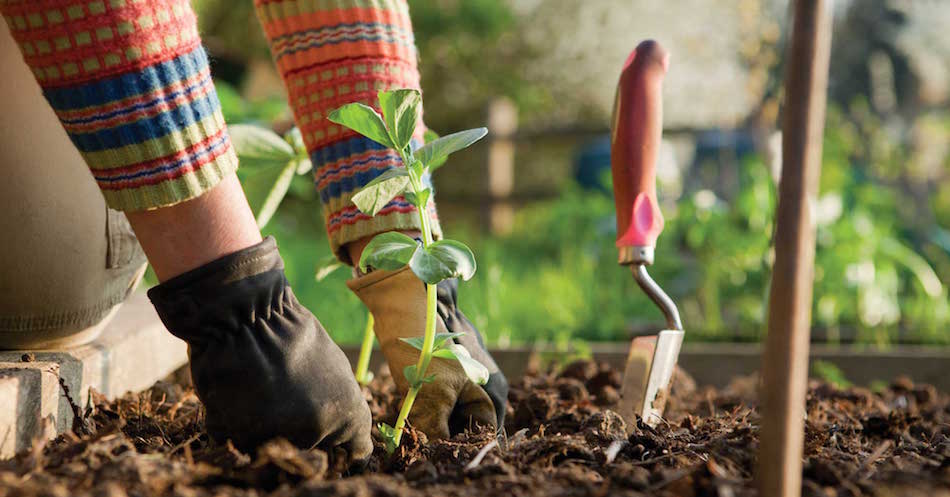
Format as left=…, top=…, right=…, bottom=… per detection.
left=347, top=267, right=507, bottom=439
left=148, top=237, right=373, bottom=460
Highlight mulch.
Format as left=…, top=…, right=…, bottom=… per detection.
left=2, top=358, right=948, bottom=497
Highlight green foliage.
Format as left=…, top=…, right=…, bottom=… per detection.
left=452, top=102, right=948, bottom=346
left=215, top=80, right=288, bottom=125
left=416, top=128, right=488, bottom=171
left=314, top=254, right=344, bottom=282
left=432, top=344, right=489, bottom=385
left=400, top=332, right=464, bottom=352
left=230, top=124, right=311, bottom=228
left=410, top=240, right=478, bottom=285
left=327, top=103, right=394, bottom=150
left=811, top=360, right=852, bottom=388
left=358, top=232, right=419, bottom=272
left=330, top=88, right=490, bottom=452
left=378, top=89, right=421, bottom=151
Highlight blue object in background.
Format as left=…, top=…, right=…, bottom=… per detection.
left=573, top=135, right=613, bottom=192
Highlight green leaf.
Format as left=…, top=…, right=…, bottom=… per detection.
left=365, top=168, right=410, bottom=187
left=403, top=365, right=435, bottom=387
left=294, top=158, right=313, bottom=175
left=379, top=89, right=421, bottom=151
left=399, top=332, right=464, bottom=351
left=284, top=127, right=307, bottom=157
left=408, top=239, right=477, bottom=284
left=408, top=159, right=425, bottom=179
left=314, top=254, right=344, bottom=282
left=231, top=126, right=300, bottom=228
left=377, top=422, right=398, bottom=454
left=328, top=103, right=394, bottom=149
left=415, top=128, right=488, bottom=171
left=351, top=173, right=411, bottom=215
left=231, top=124, right=296, bottom=168
left=359, top=232, right=419, bottom=272
left=404, top=364, right=420, bottom=385
left=433, top=344, right=489, bottom=385
left=423, top=129, right=447, bottom=169
left=403, top=188, right=431, bottom=209
left=378, top=422, right=395, bottom=438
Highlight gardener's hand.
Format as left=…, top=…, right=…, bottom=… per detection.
left=148, top=237, right=373, bottom=461
left=348, top=267, right=509, bottom=440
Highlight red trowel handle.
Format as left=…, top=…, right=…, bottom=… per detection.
left=611, top=40, right=669, bottom=265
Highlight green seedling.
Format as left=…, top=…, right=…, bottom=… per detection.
left=315, top=255, right=375, bottom=386
left=230, top=124, right=312, bottom=229
left=329, top=89, right=490, bottom=453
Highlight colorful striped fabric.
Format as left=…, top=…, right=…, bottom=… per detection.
left=254, top=0, right=441, bottom=262
left=1, top=0, right=237, bottom=211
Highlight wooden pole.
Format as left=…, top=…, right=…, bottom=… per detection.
left=486, top=98, right=518, bottom=235
left=757, top=1, right=832, bottom=496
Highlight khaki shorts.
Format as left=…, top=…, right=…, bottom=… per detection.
left=0, top=21, right=147, bottom=350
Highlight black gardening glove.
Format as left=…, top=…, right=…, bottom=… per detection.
left=436, top=278, right=509, bottom=432
left=148, top=237, right=372, bottom=461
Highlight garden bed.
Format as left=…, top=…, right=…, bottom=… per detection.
left=1, top=360, right=948, bottom=497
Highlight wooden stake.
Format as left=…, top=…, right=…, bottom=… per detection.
left=757, top=1, right=833, bottom=497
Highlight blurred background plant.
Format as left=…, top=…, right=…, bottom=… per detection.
left=173, top=0, right=950, bottom=347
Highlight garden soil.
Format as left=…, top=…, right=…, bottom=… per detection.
left=2, top=358, right=948, bottom=497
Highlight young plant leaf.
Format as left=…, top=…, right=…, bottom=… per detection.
left=415, top=128, right=488, bottom=171
left=314, top=254, right=344, bottom=282
left=230, top=124, right=296, bottom=167
left=399, top=331, right=464, bottom=351
left=408, top=159, right=425, bottom=180
left=403, top=188, right=431, bottom=209
left=365, top=167, right=410, bottom=186
left=433, top=344, right=490, bottom=385
left=295, top=158, right=313, bottom=174
left=328, top=103, right=394, bottom=149
left=359, top=232, right=420, bottom=272
left=404, top=364, right=420, bottom=386
left=238, top=157, right=299, bottom=229
left=422, top=129, right=447, bottom=169
left=403, top=364, right=435, bottom=387
left=351, top=171, right=411, bottom=215
left=378, top=89, right=421, bottom=151
left=408, top=239, right=477, bottom=284
left=284, top=127, right=308, bottom=157
left=377, top=422, right=398, bottom=454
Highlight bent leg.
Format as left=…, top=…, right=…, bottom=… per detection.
left=0, top=20, right=145, bottom=349
left=1, top=0, right=261, bottom=281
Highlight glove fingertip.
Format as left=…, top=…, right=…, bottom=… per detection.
left=345, top=431, right=375, bottom=467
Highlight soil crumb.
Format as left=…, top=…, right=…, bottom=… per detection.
left=1, top=360, right=948, bottom=497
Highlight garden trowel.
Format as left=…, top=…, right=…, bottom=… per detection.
left=611, top=41, right=684, bottom=429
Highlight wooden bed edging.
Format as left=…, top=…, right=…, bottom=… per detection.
left=342, top=342, right=950, bottom=390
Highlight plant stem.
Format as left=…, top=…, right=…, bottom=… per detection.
left=414, top=283, right=438, bottom=378
left=392, top=383, right=419, bottom=446
left=355, top=312, right=375, bottom=386
left=389, top=150, right=439, bottom=449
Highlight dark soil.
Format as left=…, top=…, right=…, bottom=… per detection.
left=2, top=359, right=949, bottom=497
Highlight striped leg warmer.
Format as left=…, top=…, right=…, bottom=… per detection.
left=253, top=0, right=441, bottom=262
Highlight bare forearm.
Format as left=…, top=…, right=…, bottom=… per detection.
left=126, top=174, right=262, bottom=282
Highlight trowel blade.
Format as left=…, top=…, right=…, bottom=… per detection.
left=618, top=329, right=685, bottom=430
